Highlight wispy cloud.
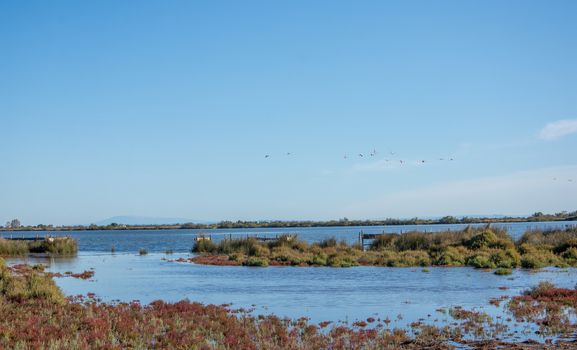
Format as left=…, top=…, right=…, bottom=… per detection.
left=343, top=165, right=577, bottom=218
left=539, top=119, right=577, bottom=140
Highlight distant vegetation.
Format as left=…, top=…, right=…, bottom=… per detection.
left=0, top=237, right=77, bottom=257
left=191, top=226, right=577, bottom=270
left=1, top=210, right=576, bottom=232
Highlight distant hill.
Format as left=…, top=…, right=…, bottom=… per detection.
left=95, top=216, right=209, bottom=226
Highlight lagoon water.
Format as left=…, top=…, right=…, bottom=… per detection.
left=3, top=221, right=575, bottom=254
left=5, top=221, right=577, bottom=333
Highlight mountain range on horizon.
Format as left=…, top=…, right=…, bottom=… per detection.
left=94, top=216, right=211, bottom=226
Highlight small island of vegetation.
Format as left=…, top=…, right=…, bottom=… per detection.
left=190, top=226, right=577, bottom=270
left=0, top=236, right=78, bottom=257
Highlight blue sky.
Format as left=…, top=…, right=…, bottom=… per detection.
left=1, top=0, right=576, bottom=225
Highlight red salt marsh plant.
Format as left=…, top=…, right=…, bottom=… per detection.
left=3, top=258, right=577, bottom=349
left=507, top=281, right=577, bottom=336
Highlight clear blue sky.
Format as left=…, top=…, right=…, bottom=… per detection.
left=1, top=0, right=576, bottom=225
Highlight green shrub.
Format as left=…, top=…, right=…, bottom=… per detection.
left=228, top=253, right=245, bottom=262
left=0, top=239, right=29, bottom=256
left=245, top=257, right=269, bottom=267
left=467, top=252, right=496, bottom=269
left=1, top=237, right=77, bottom=257
left=249, top=244, right=270, bottom=257
left=369, top=234, right=397, bottom=251
left=0, top=258, right=65, bottom=304
left=395, top=232, right=431, bottom=251
left=318, top=238, right=337, bottom=248
left=327, top=253, right=357, bottom=267
left=494, top=268, right=512, bottom=276
left=271, top=246, right=304, bottom=265
left=490, top=248, right=521, bottom=268
left=192, top=239, right=217, bottom=253
left=309, top=252, right=328, bottom=266
left=521, top=254, right=544, bottom=269
left=374, top=251, right=400, bottom=266
left=434, top=246, right=467, bottom=266
left=561, top=247, right=577, bottom=266
left=466, top=230, right=498, bottom=249
left=398, top=250, right=431, bottom=267
left=267, top=235, right=305, bottom=251
left=43, top=237, right=78, bottom=255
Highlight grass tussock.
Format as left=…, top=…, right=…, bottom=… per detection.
left=0, top=258, right=65, bottom=304
left=0, top=237, right=77, bottom=257
left=0, top=239, right=29, bottom=256
left=191, top=227, right=577, bottom=269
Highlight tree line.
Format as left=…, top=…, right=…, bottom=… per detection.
left=1, top=211, right=576, bottom=231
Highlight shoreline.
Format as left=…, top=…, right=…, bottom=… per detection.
left=1, top=216, right=576, bottom=233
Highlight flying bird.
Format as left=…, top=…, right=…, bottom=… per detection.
left=264, top=155, right=270, bottom=158
left=358, top=154, right=364, bottom=157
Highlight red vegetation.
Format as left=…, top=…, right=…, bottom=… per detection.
left=48, top=270, right=95, bottom=280
left=4, top=260, right=577, bottom=349
left=508, top=282, right=577, bottom=336
left=189, top=255, right=242, bottom=266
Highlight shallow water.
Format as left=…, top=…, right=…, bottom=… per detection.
left=5, top=221, right=577, bottom=342
left=9, top=252, right=577, bottom=327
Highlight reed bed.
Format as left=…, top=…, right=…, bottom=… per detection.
left=0, top=237, right=77, bottom=257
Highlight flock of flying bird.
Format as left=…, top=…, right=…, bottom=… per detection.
left=264, top=148, right=454, bottom=166
left=264, top=149, right=574, bottom=183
